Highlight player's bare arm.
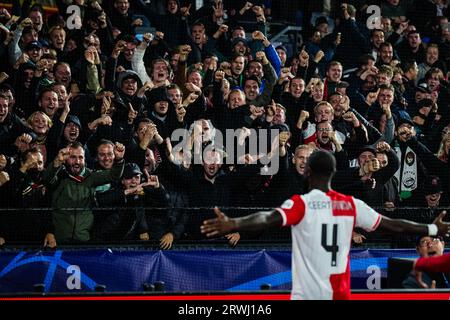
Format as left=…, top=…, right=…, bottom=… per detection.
left=201, top=207, right=283, bottom=237
left=378, top=211, right=450, bottom=237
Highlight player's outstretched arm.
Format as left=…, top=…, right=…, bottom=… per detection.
left=377, top=211, right=450, bottom=237
left=201, top=207, right=283, bottom=238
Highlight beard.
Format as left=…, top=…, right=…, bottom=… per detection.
left=68, top=164, right=83, bottom=176
left=28, top=169, right=42, bottom=182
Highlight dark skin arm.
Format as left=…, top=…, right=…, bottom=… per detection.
left=377, top=211, right=449, bottom=237
left=202, top=208, right=450, bottom=238
left=201, top=207, right=283, bottom=237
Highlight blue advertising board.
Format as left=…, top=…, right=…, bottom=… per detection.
left=0, top=249, right=423, bottom=293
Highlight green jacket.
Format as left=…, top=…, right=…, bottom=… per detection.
left=43, top=159, right=125, bottom=242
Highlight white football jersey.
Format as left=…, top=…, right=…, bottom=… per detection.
left=276, top=189, right=381, bottom=300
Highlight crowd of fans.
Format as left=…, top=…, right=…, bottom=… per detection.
left=0, top=0, right=448, bottom=249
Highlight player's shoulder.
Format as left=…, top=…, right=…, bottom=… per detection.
left=325, top=189, right=355, bottom=202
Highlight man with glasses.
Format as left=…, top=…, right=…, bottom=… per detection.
left=403, top=235, right=449, bottom=289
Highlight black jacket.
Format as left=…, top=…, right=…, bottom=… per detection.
left=94, top=182, right=170, bottom=241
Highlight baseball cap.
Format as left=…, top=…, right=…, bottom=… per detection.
left=415, top=83, right=431, bottom=94
left=423, top=175, right=443, bottom=195
left=25, top=41, right=42, bottom=51
left=417, top=98, right=433, bottom=109
left=231, top=37, right=248, bottom=48
left=122, top=163, right=143, bottom=179
left=275, top=45, right=287, bottom=53
left=39, top=39, right=50, bottom=48
left=397, top=117, right=415, bottom=128
left=315, top=16, right=328, bottom=27
left=336, top=81, right=349, bottom=89
left=359, top=145, right=377, bottom=156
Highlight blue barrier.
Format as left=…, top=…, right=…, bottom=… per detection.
left=0, top=248, right=435, bottom=293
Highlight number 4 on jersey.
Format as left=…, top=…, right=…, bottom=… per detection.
left=321, top=224, right=339, bottom=266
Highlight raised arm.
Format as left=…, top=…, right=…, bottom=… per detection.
left=201, top=207, right=282, bottom=237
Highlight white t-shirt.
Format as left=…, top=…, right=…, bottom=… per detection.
left=275, top=189, right=381, bottom=300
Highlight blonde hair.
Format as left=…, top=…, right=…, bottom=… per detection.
left=313, top=101, right=333, bottom=115
left=295, top=144, right=314, bottom=154
left=49, top=25, right=66, bottom=37
left=27, top=111, right=53, bottom=130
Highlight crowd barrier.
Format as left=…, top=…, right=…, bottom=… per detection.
left=1, top=247, right=448, bottom=294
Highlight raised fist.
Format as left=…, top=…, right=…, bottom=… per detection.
left=365, top=89, right=380, bottom=106
left=255, top=51, right=266, bottom=62
left=55, top=147, right=70, bottom=166
left=114, top=142, right=125, bottom=161
left=252, top=31, right=265, bottom=41
left=376, top=141, right=391, bottom=153
left=314, top=50, right=325, bottom=63
left=218, top=24, right=228, bottom=34
left=0, top=154, right=7, bottom=171
left=299, top=110, right=309, bottom=123
left=0, top=171, right=8, bottom=186
left=215, top=70, right=225, bottom=82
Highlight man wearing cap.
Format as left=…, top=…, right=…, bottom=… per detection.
left=403, top=235, right=449, bottom=289
left=396, top=82, right=429, bottom=122
left=24, top=41, right=43, bottom=63
left=422, top=175, right=444, bottom=208
left=275, top=45, right=287, bottom=67
left=411, top=98, right=438, bottom=137
left=404, top=175, right=445, bottom=219
left=93, top=162, right=170, bottom=242
left=62, top=115, right=83, bottom=145
left=333, top=141, right=400, bottom=207
left=9, top=18, right=37, bottom=66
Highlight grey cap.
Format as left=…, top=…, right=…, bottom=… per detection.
left=122, top=163, right=143, bottom=179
